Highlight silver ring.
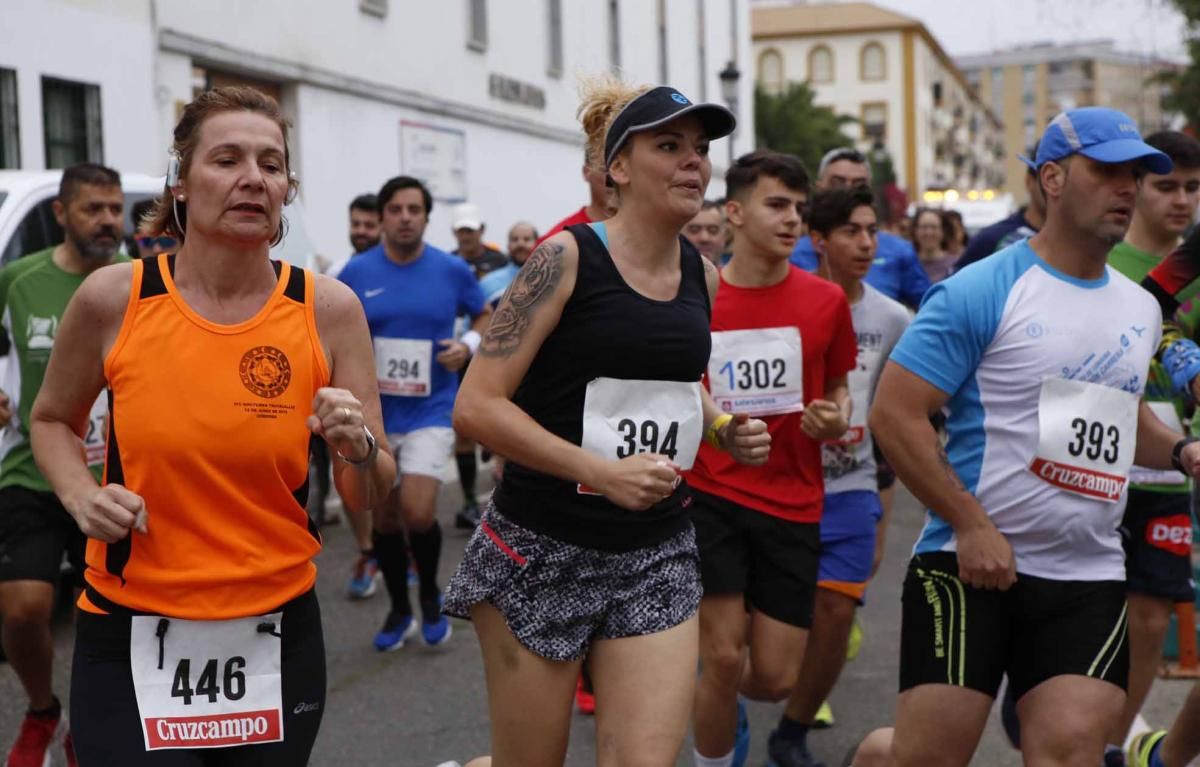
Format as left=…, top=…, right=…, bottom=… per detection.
left=342, top=406, right=352, bottom=424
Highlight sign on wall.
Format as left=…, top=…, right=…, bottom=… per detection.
left=399, top=121, right=467, bottom=203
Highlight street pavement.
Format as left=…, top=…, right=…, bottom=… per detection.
left=0, top=475, right=1193, bottom=766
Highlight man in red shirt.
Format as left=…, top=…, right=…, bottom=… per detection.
left=687, top=151, right=856, bottom=767
left=537, top=148, right=615, bottom=246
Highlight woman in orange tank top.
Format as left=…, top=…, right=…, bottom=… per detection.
left=29, top=87, right=395, bottom=766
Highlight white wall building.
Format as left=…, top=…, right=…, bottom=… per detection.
left=1, top=0, right=754, bottom=262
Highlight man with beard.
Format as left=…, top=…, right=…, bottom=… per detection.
left=0, top=163, right=127, bottom=766
left=324, top=193, right=381, bottom=278
left=479, top=221, right=538, bottom=307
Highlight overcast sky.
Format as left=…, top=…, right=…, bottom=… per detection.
left=863, top=0, right=1190, bottom=60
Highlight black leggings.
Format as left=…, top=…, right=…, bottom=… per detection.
left=70, top=590, right=326, bottom=766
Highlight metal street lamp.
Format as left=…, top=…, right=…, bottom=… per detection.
left=718, top=60, right=741, bottom=166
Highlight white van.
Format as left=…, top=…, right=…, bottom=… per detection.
left=0, top=170, right=318, bottom=269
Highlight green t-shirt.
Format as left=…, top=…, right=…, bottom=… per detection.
left=0, top=248, right=128, bottom=492
left=1108, top=240, right=1200, bottom=493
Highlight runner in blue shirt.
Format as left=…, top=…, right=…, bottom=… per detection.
left=339, top=175, right=490, bottom=651
left=790, top=148, right=931, bottom=308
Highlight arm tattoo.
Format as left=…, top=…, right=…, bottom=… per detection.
left=935, top=434, right=966, bottom=491
left=479, top=242, right=565, bottom=358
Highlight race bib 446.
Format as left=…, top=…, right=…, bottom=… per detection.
left=130, top=613, right=284, bottom=751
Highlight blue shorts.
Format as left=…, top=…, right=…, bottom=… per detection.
left=818, top=490, right=881, bottom=603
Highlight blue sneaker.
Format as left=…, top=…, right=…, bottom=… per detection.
left=373, top=612, right=416, bottom=651
left=421, top=597, right=452, bottom=647
left=347, top=556, right=380, bottom=600
left=732, top=699, right=750, bottom=767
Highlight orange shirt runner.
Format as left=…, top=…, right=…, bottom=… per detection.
left=80, top=254, right=329, bottom=620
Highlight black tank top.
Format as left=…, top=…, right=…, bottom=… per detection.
left=493, top=223, right=712, bottom=551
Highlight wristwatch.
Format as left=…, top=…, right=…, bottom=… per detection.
left=337, top=425, right=378, bottom=467
left=1171, top=436, right=1200, bottom=473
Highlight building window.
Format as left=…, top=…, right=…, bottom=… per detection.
left=990, top=66, right=1004, bottom=117
left=861, top=102, right=887, bottom=141
left=608, top=0, right=621, bottom=72
left=860, top=42, right=886, bottom=81
left=808, top=45, right=833, bottom=84
left=696, top=0, right=708, bottom=100
left=467, top=0, right=487, bottom=52
left=547, top=0, right=563, bottom=77
left=41, top=77, right=102, bottom=169
left=657, top=0, right=668, bottom=83
left=0, top=69, right=18, bottom=169
left=759, top=49, right=784, bottom=96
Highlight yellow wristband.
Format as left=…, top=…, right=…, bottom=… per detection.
left=706, top=413, right=734, bottom=450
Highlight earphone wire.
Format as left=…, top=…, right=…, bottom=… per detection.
left=171, top=195, right=185, bottom=238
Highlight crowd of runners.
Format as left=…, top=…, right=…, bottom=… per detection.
left=4, top=72, right=1200, bottom=767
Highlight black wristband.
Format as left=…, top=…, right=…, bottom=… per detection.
left=1171, top=437, right=1200, bottom=472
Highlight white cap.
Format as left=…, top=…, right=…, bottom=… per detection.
left=451, top=203, right=483, bottom=231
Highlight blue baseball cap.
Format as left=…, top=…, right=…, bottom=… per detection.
left=1019, top=107, right=1172, bottom=175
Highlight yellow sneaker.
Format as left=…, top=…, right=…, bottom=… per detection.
left=813, top=700, right=835, bottom=729
left=1128, top=730, right=1167, bottom=767
left=846, top=617, right=864, bottom=661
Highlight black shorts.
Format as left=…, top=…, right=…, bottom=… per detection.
left=689, top=486, right=819, bottom=628
left=900, top=552, right=1128, bottom=702
left=0, top=485, right=85, bottom=585
left=444, top=504, right=701, bottom=661
left=1120, top=488, right=1195, bottom=602
left=70, top=590, right=326, bottom=766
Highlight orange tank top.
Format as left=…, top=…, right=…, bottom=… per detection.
left=81, top=254, right=330, bottom=619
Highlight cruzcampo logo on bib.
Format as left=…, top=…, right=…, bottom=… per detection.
left=130, top=614, right=284, bottom=751
left=1029, top=377, right=1138, bottom=502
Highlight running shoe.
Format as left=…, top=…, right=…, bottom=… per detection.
left=373, top=612, right=417, bottom=652
left=421, top=597, right=452, bottom=647
left=767, top=727, right=826, bottom=767
left=1104, top=745, right=1127, bottom=767
left=575, top=674, right=596, bottom=715
left=7, top=705, right=62, bottom=767
left=732, top=699, right=750, bottom=767
left=1128, top=730, right=1167, bottom=767
left=347, top=555, right=380, bottom=600
left=455, top=504, right=481, bottom=530
left=813, top=700, right=835, bottom=729
left=846, top=617, right=864, bottom=661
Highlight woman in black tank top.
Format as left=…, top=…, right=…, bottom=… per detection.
left=444, top=80, right=772, bottom=766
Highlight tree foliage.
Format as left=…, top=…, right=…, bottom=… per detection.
left=1161, top=0, right=1200, bottom=128
left=754, top=83, right=857, bottom=176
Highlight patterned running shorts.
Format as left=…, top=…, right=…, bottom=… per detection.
left=444, top=504, right=702, bottom=661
